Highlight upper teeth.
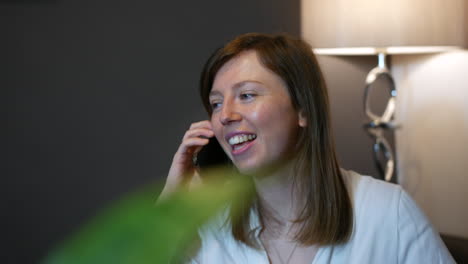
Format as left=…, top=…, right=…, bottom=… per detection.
left=228, top=134, right=257, bottom=145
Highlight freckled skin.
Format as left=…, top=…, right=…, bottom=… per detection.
left=210, top=50, right=306, bottom=175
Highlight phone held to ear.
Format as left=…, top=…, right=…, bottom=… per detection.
left=194, top=137, right=230, bottom=173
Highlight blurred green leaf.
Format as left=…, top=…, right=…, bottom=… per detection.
left=43, top=168, right=252, bottom=264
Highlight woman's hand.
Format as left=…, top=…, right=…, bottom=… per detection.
left=160, top=120, right=214, bottom=198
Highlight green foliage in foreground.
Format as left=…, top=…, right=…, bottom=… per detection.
left=43, top=169, right=252, bottom=264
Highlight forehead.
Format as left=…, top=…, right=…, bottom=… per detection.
left=210, top=50, right=286, bottom=94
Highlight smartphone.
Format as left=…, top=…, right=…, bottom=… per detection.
left=195, top=137, right=231, bottom=171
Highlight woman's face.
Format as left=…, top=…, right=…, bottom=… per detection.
left=209, top=50, right=306, bottom=175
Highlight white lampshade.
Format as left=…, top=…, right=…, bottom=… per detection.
left=301, top=0, right=468, bottom=55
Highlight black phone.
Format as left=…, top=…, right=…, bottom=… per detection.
left=195, top=137, right=231, bottom=172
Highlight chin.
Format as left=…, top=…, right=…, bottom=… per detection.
left=234, top=160, right=282, bottom=177
left=232, top=160, right=261, bottom=175
left=236, top=167, right=259, bottom=176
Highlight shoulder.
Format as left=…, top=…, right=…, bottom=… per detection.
left=342, top=169, right=404, bottom=241
left=330, top=169, right=455, bottom=263
left=341, top=168, right=433, bottom=232
left=341, top=168, right=405, bottom=229
left=342, top=168, right=433, bottom=236
left=342, top=168, right=402, bottom=206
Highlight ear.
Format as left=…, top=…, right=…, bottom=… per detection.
left=298, top=110, right=307, bottom=127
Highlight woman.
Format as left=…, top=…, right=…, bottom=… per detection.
left=160, top=33, right=454, bottom=263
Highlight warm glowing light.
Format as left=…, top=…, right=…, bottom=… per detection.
left=313, top=46, right=462, bottom=56
left=313, top=47, right=378, bottom=55
left=386, top=46, right=461, bottom=54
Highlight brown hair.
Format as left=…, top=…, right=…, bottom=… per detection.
left=199, top=33, right=353, bottom=246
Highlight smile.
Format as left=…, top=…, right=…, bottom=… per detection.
left=228, top=134, right=257, bottom=145
left=227, top=133, right=257, bottom=155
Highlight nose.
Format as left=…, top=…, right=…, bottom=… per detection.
left=219, top=100, right=242, bottom=126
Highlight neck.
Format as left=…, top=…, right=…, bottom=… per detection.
left=253, top=161, right=304, bottom=238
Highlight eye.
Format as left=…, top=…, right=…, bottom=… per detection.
left=210, top=101, right=222, bottom=110
left=239, top=93, right=256, bottom=100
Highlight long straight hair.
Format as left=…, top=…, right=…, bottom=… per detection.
left=199, top=33, right=353, bottom=246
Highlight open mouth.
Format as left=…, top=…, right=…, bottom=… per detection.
left=228, top=134, right=257, bottom=153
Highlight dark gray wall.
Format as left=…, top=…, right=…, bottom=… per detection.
left=2, top=1, right=299, bottom=263
left=2, top=1, right=392, bottom=263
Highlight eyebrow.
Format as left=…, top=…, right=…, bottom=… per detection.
left=209, top=80, right=263, bottom=97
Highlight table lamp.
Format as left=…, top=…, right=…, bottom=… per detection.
left=301, top=0, right=467, bottom=182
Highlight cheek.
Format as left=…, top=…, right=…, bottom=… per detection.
left=254, top=103, right=300, bottom=151
left=210, top=120, right=222, bottom=141
left=210, top=118, right=232, bottom=155
left=247, top=104, right=272, bottom=126
left=250, top=103, right=296, bottom=132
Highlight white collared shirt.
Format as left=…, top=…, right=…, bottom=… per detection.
left=190, top=169, right=455, bottom=264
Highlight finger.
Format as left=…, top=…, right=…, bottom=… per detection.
left=178, top=137, right=210, bottom=154
left=189, top=120, right=213, bottom=130
left=183, top=128, right=214, bottom=140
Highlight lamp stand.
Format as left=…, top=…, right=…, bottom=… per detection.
left=363, top=52, right=397, bottom=182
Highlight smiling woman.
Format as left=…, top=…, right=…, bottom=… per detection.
left=159, top=33, right=454, bottom=264
left=208, top=50, right=306, bottom=175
